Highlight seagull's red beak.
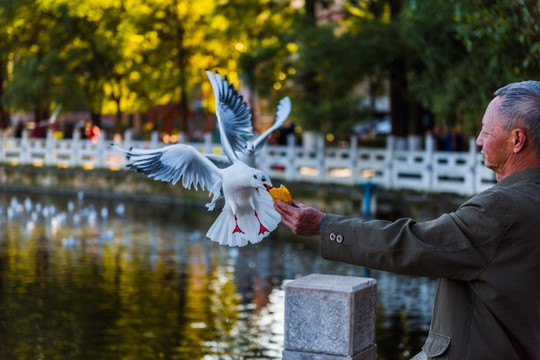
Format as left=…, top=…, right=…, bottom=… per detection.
left=264, top=184, right=274, bottom=192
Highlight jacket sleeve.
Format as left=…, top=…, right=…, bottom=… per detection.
left=320, top=189, right=508, bottom=280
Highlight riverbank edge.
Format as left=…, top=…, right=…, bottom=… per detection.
left=0, top=165, right=469, bottom=220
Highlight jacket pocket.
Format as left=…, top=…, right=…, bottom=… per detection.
left=422, top=331, right=451, bottom=357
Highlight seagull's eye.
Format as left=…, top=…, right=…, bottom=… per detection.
left=262, top=178, right=266, bottom=182
left=253, top=174, right=258, bottom=179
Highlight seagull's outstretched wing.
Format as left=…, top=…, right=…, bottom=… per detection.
left=206, top=69, right=252, bottom=163
left=252, top=96, right=291, bottom=152
left=113, top=144, right=223, bottom=210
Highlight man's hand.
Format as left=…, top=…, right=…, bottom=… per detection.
left=273, top=199, right=326, bottom=236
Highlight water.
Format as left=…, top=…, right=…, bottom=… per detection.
left=0, top=193, right=436, bottom=360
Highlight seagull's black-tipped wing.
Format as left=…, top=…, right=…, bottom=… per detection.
left=206, top=69, right=252, bottom=163
left=252, top=96, right=291, bottom=152
left=112, top=144, right=223, bottom=210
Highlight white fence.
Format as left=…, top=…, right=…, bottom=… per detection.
left=0, top=130, right=496, bottom=196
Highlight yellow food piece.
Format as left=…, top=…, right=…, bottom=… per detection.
left=269, top=184, right=293, bottom=205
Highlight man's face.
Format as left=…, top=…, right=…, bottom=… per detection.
left=476, top=97, right=514, bottom=178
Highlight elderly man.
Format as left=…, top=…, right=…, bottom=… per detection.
left=274, top=81, right=540, bottom=360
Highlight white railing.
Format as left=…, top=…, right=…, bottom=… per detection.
left=0, top=129, right=496, bottom=196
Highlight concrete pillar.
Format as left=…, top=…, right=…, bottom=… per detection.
left=283, top=274, right=377, bottom=360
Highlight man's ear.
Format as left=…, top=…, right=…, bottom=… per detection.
left=512, top=128, right=527, bottom=153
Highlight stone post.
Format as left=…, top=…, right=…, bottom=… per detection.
left=286, top=133, right=296, bottom=181
left=425, top=135, right=435, bottom=191
left=71, top=127, right=80, bottom=167
left=316, top=134, right=325, bottom=183
left=203, top=132, right=213, bottom=154
left=283, top=274, right=377, bottom=360
left=468, top=136, right=478, bottom=193
left=349, top=135, right=358, bottom=186
left=384, top=135, right=395, bottom=189
left=45, top=129, right=54, bottom=166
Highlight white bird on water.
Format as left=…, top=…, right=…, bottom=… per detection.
left=112, top=70, right=281, bottom=247
left=205, top=94, right=292, bottom=168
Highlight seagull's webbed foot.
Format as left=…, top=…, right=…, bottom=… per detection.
left=254, top=210, right=269, bottom=235
left=233, top=214, right=245, bottom=234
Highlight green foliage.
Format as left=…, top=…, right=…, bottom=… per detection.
left=291, top=19, right=367, bottom=137
left=0, top=0, right=539, bottom=137
left=216, top=0, right=296, bottom=114
left=296, top=94, right=365, bottom=138
left=404, top=0, right=540, bottom=134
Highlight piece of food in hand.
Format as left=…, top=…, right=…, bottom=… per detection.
left=269, top=184, right=293, bottom=205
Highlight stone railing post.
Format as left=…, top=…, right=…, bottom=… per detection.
left=283, top=273, right=377, bottom=360
left=203, top=132, right=213, bottom=154
left=384, top=135, right=395, bottom=189
left=150, top=131, right=159, bottom=147
left=349, top=135, right=359, bottom=186
left=468, top=136, right=478, bottom=193
left=71, top=128, right=80, bottom=167
left=425, top=135, right=435, bottom=192
left=45, top=129, right=54, bottom=166
left=316, top=134, right=325, bottom=183
left=286, top=133, right=296, bottom=181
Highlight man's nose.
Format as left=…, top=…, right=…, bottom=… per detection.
left=476, top=134, right=483, bottom=147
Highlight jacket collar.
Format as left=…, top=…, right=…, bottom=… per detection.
left=494, top=167, right=540, bottom=188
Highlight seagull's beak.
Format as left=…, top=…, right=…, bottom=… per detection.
left=264, top=184, right=274, bottom=192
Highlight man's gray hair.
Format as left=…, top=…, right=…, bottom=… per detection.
left=494, top=81, right=540, bottom=154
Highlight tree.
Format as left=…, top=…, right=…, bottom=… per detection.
left=403, top=0, right=540, bottom=134
left=209, top=0, right=296, bottom=129
left=288, top=0, right=377, bottom=139
left=2, top=0, right=64, bottom=124
left=0, top=1, right=19, bottom=129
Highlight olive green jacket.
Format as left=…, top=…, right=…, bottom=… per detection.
left=320, top=167, right=540, bottom=360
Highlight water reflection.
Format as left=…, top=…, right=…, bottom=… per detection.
left=0, top=193, right=435, bottom=360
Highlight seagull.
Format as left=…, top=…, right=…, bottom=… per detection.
left=205, top=94, right=292, bottom=168
left=112, top=70, right=281, bottom=247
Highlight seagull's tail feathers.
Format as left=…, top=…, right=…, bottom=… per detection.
left=206, top=192, right=280, bottom=247
left=206, top=206, right=249, bottom=247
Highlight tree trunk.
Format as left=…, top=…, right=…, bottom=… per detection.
left=172, top=0, right=189, bottom=136
left=389, top=62, right=408, bottom=138
left=0, top=59, right=8, bottom=129
left=91, top=112, right=102, bottom=128
left=301, top=0, right=320, bottom=106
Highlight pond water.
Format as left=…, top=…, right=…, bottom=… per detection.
left=0, top=192, right=436, bottom=360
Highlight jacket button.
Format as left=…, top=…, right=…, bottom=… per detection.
left=329, top=232, right=336, bottom=241
left=336, top=234, right=344, bottom=243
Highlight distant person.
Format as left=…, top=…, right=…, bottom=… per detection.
left=444, top=125, right=465, bottom=151
left=78, top=119, right=88, bottom=139
left=276, top=123, right=295, bottom=145
left=274, top=81, right=540, bottom=359
left=14, top=119, right=25, bottom=138
left=431, top=124, right=446, bottom=151
left=63, top=122, right=75, bottom=139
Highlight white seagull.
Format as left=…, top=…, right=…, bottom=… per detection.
left=205, top=71, right=292, bottom=168
left=112, top=70, right=281, bottom=247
